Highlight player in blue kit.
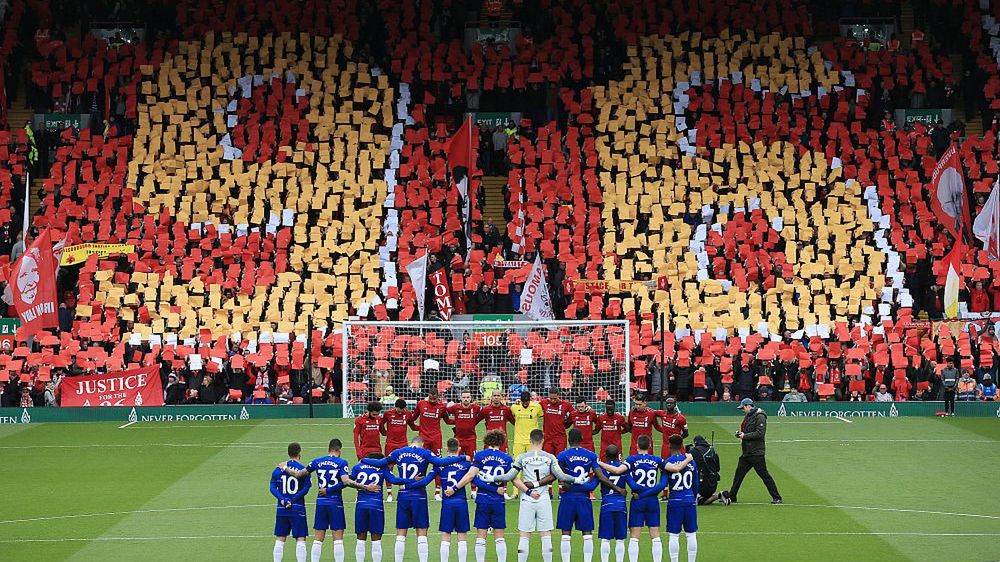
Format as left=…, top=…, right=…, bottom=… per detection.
left=270, top=442, right=312, bottom=562
left=437, top=438, right=474, bottom=562
left=351, top=453, right=414, bottom=562
left=598, top=445, right=629, bottom=562
left=279, top=439, right=378, bottom=562
left=600, top=435, right=692, bottom=562
left=556, top=428, right=623, bottom=562
left=363, top=435, right=467, bottom=562
left=664, top=434, right=699, bottom=562
left=448, top=429, right=513, bottom=562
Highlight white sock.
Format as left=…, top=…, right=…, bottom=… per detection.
left=457, top=540, right=468, bottom=562
left=653, top=536, right=664, bottom=562
left=518, top=537, right=530, bottom=562
left=296, top=540, right=307, bottom=562
left=274, top=540, right=285, bottom=562
left=312, top=540, right=323, bottom=562
left=417, top=536, right=429, bottom=562
left=541, top=535, right=553, bottom=562
left=583, top=535, right=594, bottom=562
left=372, top=541, right=383, bottom=562
left=615, top=540, right=625, bottom=562
left=334, top=540, right=344, bottom=562
left=356, top=540, right=366, bottom=562
left=628, top=538, right=639, bottom=562
left=441, top=541, right=451, bottom=562
left=496, top=537, right=507, bottom=562
left=666, top=534, right=678, bottom=562
left=475, top=538, right=487, bottom=562
left=601, top=539, right=611, bottom=562
left=395, top=536, right=406, bottom=562
left=560, top=535, right=571, bottom=562
left=686, top=533, right=697, bottom=562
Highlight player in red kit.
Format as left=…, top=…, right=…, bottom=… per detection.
left=627, top=394, right=658, bottom=455
left=410, top=389, right=450, bottom=500
left=539, top=388, right=572, bottom=455
left=380, top=398, right=412, bottom=502
left=477, top=392, right=514, bottom=452
left=566, top=396, right=599, bottom=451
left=446, top=390, right=482, bottom=456
left=353, top=401, right=384, bottom=460
left=410, top=389, right=450, bottom=453
left=653, top=396, right=689, bottom=457
left=596, top=399, right=627, bottom=455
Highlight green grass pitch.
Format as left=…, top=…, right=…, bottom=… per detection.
left=1, top=415, right=998, bottom=561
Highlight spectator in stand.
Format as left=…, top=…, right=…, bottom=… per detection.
left=874, top=384, right=893, bottom=402
left=977, top=374, right=998, bottom=401
left=165, top=373, right=186, bottom=405
left=849, top=390, right=863, bottom=402
left=957, top=370, right=977, bottom=401
left=969, top=281, right=991, bottom=313
left=941, top=360, right=959, bottom=415
left=782, top=389, right=807, bottom=403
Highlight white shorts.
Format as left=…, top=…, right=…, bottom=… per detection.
left=518, top=496, right=554, bottom=533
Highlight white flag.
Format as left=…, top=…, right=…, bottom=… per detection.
left=519, top=255, right=555, bottom=320
left=405, top=251, right=429, bottom=320
left=973, top=177, right=1000, bottom=259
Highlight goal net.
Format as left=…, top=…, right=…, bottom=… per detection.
left=341, top=320, right=631, bottom=418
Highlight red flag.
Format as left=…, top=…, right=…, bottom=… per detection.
left=10, top=230, right=59, bottom=338
left=444, top=116, right=476, bottom=171
left=60, top=366, right=164, bottom=407
left=930, top=145, right=972, bottom=238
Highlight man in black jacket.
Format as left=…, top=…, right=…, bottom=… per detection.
left=721, top=398, right=782, bottom=505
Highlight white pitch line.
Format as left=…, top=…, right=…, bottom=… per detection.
left=833, top=416, right=853, bottom=424
left=3, top=500, right=998, bottom=526
left=741, top=502, right=1000, bottom=520
left=3, top=531, right=999, bottom=543
left=117, top=421, right=137, bottom=429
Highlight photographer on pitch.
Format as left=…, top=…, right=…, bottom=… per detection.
left=720, top=398, right=782, bottom=505
left=687, top=435, right=723, bottom=505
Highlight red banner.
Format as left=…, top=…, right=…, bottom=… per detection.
left=10, top=229, right=59, bottom=338
left=428, top=268, right=454, bottom=320
left=930, top=145, right=972, bottom=238
left=60, top=366, right=164, bottom=407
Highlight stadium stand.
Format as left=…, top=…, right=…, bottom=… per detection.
left=3, top=0, right=1000, bottom=408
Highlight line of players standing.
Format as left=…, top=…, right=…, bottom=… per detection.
left=267, top=390, right=707, bottom=562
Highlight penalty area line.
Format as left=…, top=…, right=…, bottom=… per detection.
left=3, top=531, right=1000, bottom=543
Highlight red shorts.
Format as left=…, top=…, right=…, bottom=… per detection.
left=422, top=437, right=443, bottom=455
left=385, top=441, right=406, bottom=456
left=629, top=435, right=655, bottom=456
left=457, top=438, right=477, bottom=457
left=543, top=438, right=566, bottom=456
left=358, top=447, right=382, bottom=461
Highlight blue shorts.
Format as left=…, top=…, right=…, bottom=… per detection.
left=314, top=503, right=346, bottom=531
left=275, top=512, right=309, bottom=539
left=355, top=505, right=385, bottom=535
left=598, top=510, right=627, bottom=540
left=557, top=495, right=595, bottom=532
left=396, top=497, right=430, bottom=529
left=440, top=501, right=471, bottom=533
left=666, top=504, right=697, bottom=534
left=628, top=498, right=660, bottom=528
left=473, top=501, right=506, bottom=530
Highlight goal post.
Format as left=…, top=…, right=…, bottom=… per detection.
left=341, top=320, right=631, bottom=418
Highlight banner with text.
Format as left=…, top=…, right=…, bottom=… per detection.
left=60, top=243, right=136, bottom=266
left=60, top=366, right=164, bottom=407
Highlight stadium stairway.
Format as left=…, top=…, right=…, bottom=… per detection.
left=900, top=0, right=915, bottom=48
left=481, top=175, right=508, bottom=228
left=948, top=53, right=985, bottom=137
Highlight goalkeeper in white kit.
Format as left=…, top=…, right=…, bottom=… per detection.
left=486, top=429, right=593, bottom=562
